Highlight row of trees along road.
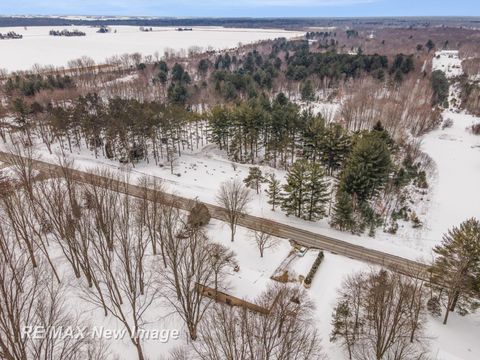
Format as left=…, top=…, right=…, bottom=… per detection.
left=0, top=149, right=325, bottom=360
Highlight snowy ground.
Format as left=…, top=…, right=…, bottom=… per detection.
left=208, top=219, right=292, bottom=301
left=432, top=50, right=464, bottom=78
left=0, top=25, right=303, bottom=72
left=415, top=50, right=480, bottom=250
left=214, top=219, right=480, bottom=360
left=419, top=111, right=480, bottom=247
left=3, top=53, right=473, bottom=265
left=51, top=220, right=296, bottom=360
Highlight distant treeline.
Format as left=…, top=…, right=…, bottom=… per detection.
left=0, top=31, right=22, bottom=39
left=0, top=17, right=479, bottom=29
left=49, top=29, right=86, bottom=36
left=4, top=74, right=75, bottom=96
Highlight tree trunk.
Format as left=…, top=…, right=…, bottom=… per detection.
left=443, top=306, right=450, bottom=325
left=449, top=291, right=460, bottom=312
left=189, top=325, right=197, bottom=341
left=134, top=342, right=145, bottom=360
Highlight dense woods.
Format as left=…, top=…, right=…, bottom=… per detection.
left=206, top=39, right=412, bottom=102
left=49, top=29, right=86, bottom=36
left=8, top=94, right=202, bottom=165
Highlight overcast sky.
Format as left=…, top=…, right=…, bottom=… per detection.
left=0, top=0, right=478, bottom=17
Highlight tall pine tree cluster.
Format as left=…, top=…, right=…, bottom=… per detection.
left=209, top=96, right=353, bottom=171
left=281, top=160, right=329, bottom=221
left=303, top=117, right=351, bottom=176
left=244, top=120, right=422, bottom=236
left=331, top=125, right=392, bottom=234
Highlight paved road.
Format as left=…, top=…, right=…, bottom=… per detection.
left=0, top=151, right=431, bottom=280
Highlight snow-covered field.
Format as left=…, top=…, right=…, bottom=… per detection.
left=419, top=110, right=480, bottom=248
left=209, top=219, right=292, bottom=301
left=5, top=136, right=480, bottom=360
left=0, top=25, right=303, bottom=72
left=416, top=50, right=480, bottom=250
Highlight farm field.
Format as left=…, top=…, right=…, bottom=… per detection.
left=0, top=25, right=303, bottom=71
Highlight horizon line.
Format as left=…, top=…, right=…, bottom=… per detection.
left=1, top=15, right=480, bottom=19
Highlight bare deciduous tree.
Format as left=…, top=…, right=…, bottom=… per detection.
left=216, top=179, right=251, bottom=242
left=194, top=284, right=324, bottom=360
left=207, top=243, right=237, bottom=293
left=252, top=228, right=278, bottom=258
left=331, top=269, right=429, bottom=360
left=82, top=189, right=158, bottom=360
left=0, top=227, right=105, bottom=360
left=137, top=175, right=165, bottom=256
left=33, top=173, right=83, bottom=279
left=158, top=222, right=219, bottom=341
left=339, top=77, right=440, bottom=140
left=5, top=139, right=39, bottom=200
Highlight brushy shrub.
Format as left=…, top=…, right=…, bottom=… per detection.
left=392, top=206, right=409, bottom=222
left=427, top=296, right=442, bottom=317
left=188, top=201, right=211, bottom=228
left=385, top=220, right=399, bottom=234
left=415, top=170, right=429, bottom=189
left=411, top=212, right=422, bottom=229
left=442, top=118, right=453, bottom=129
left=471, top=123, right=480, bottom=135
left=304, top=251, right=325, bottom=287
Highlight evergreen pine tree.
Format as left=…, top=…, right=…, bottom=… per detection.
left=340, top=132, right=392, bottom=203
left=303, top=114, right=326, bottom=163
left=282, top=161, right=329, bottom=221
left=431, top=218, right=480, bottom=325
left=209, top=106, right=231, bottom=151
left=304, top=162, right=329, bottom=221
left=320, top=123, right=351, bottom=176
left=265, top=173, right=282, bottom=211
left=243, top=166, right=264, bottom=194
left=282, top=160, right=309, bottom=218
left=431, top=70, right=450, bottom=106
left=300, top=79, right=315, bottom=101
left=330, top=189, right=356, bottom=232
left=426, top=39, right=435, bottom=52
left=371, top=121, right=394, bottom=150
